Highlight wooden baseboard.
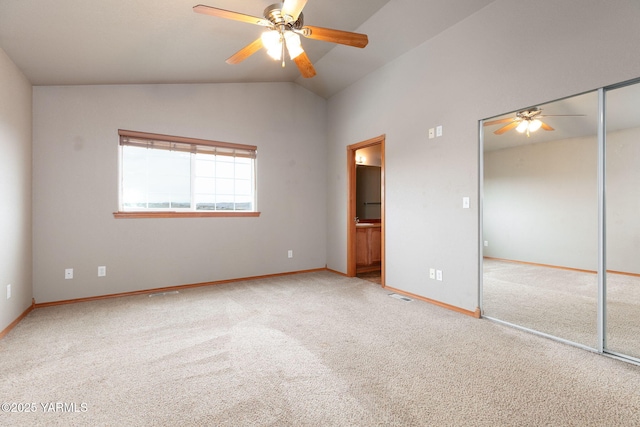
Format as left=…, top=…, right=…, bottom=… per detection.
left=326, top=267, right=347, bottom=277
left=605, top=270, right=640, bottom=278
left=484, top=257, right=640, bottom=278
left=0, top=298, right=35, bottom=339
left=483, top=257, right=597, bottom=274
left=34, top=268, right=328, bottom=309
left=384, top=286, right=480, bottom=318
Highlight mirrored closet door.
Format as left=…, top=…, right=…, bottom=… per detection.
left=482, top=91, right=600, bottom=349
left=605, top=81, right=640, bottom=361
left=482, top=78, right=640, bottom=364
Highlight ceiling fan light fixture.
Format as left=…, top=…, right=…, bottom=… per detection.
left=516, top=120, right=529, bottom=133
left=284, top=32, right=303, bottom=59
left=528, top=119, right=542, bottom=132
left=261, top=30, right=282, bottom=60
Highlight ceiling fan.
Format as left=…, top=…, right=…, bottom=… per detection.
left=484, top=108, right=584, bottom=137
left=193, top=1, right=369, bottom=78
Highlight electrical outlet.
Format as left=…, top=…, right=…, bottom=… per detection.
left=436, top=125, right=443, bottom=137
left=98, top=266, right=106, bottom=277
left=429, top=268, right=435, bottom=280
left=65, top=268, right=73, bottom=279
left=288, top=250, right=293, bottom=259
left=436, top=270, right=443, bottom=281
left=6, top=284, right=11, bottom=299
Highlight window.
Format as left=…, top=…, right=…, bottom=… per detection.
left=115, top=130, right=258, bottom=218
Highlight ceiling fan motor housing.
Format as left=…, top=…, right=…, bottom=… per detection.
left=264, top=3, right=304, bottom=29
left=516, top=108, right=542, bottom=120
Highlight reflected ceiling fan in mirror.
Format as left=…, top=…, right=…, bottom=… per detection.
left=484, top=108, right=585, bottom=137
left=193, top=0, right=369, bottom=78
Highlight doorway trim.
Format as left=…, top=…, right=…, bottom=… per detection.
left=347, top=135, right=385, bottom=286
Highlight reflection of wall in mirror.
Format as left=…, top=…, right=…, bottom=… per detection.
left=604, top=126, right=640, bottom=275
left=484, top=126, right=640, bottom=274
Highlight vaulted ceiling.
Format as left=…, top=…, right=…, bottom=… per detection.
left=0, top=0, right=495, bottom=98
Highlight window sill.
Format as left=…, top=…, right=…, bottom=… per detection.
left=113, top=211, right=261, bottom=219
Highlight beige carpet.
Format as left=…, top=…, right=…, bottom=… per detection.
left=1, top=271, right=640, bottom=426
left=483, top=259, right=640, bottom=358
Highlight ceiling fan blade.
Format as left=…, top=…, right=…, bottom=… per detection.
left=226, top=38, right=264, bottom=64
left=293, top=51, right=316, bottom=78
left=193, top=5, right=271, bottom=27
left=282, top=0, right=307, bottom=22
left=494, top=121, right=520, bottom=135
left=301, top=26, right=368, bottom=48
left=484, top=117, right=515, bottom=127
left=540, top=122, right=554, bottom=131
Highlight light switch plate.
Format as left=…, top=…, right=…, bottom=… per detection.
left=436, top=125, right=443, bottom=137
left=428, top=128, right=435, bottom=139
left=65, top=268, right=73, bottom=279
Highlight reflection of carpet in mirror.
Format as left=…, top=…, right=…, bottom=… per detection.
left=483, top=259, right=640, bottom=358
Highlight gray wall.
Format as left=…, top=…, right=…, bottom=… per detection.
left=483, top=135, right=599, bottom=271
left=326, top=0, right=640, bottom=312
left=606, top=126, right=640, bottom=274
left=33, top=83, right=327, bottom=303
left=0, top=47, right=32, bottom=332
left=484, top=126, right=640, bottom=274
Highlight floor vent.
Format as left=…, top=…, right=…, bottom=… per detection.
left=389, top=293, right=412, bottom=302
left=149, top=291, right=180, bottom=297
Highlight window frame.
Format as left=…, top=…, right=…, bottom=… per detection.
left=114, top=129, right=260, bottom=219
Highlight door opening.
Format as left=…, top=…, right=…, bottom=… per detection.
left=347, top=135, right=385, bottom=286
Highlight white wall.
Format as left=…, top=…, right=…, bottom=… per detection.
left=326, top=0, right=640, bottom=312
left=33, top=83, right=327, bottom=303
left=0, top=47, right=32, bottom=331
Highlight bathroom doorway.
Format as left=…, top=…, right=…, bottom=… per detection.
left=347, top=135, right=385, bottom=286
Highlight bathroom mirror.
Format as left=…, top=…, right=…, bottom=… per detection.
left=355, top=145, right=382, bottom=221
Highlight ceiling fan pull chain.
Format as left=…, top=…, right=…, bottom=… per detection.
left=281, top=34, right=286, bottom=68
